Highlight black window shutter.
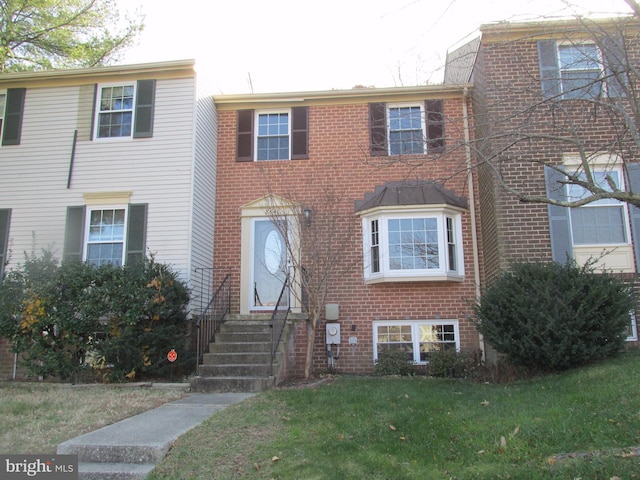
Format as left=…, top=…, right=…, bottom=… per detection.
left=0, top=209, right=11, bottom=279
left=90, top=83, right=97, bottom=141
left=63, top=206, right=86, bottom=263
left=544, top=166, right=573, bottom=263
left=369, top=103, right=387, bottom=157
left=601, top=34, right=628, bottom=98
left=2, top=88, right=26, bottom=146
left=626, top=164, right=640, bottom=270
left=425, top=100, right=445, bottom=152
left=538, top=40, right=561, bottom=100
left=126, top=203, right=147, bottom=265
left=133, top=79, right=156, bottom=138
left=237, top=109, right=254, bottom=162
left=291, top=106, right=309, bottom=160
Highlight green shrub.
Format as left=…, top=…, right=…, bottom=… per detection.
left=373, top=348, right=415, bottom=376
left=428, top=349, right=483, bottom=378
left=474, top=260, right=633, bottom=372
left=0, top=251, right=191, bottom=382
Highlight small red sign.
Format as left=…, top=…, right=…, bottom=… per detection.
left=167, top=349, right=178, bottom=363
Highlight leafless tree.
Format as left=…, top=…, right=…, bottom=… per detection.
left=260, top=166, right=359, bottom=378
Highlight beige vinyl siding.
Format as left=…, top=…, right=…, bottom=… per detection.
left=0, top=76, right=200, bottom=291
left=189, top=86, right=217, bottom=314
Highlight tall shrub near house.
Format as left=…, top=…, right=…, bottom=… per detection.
left=0, top=251, right=191, bottom=381
left=93, top=257, right=191, bottom=381
left=0, top=251, right=100, bottom=380
left=474, top=261, right=633, bottom=371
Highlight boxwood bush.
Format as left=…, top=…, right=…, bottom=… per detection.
left=474, top=260, right=633, bottom=372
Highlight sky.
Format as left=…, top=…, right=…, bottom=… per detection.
left=115, top=0, right=635, bottom=94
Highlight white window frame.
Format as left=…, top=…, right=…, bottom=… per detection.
left=361, top=206, right=465, bottom=283
left=94, top=82, right=136, bottom=140
left=83, top=206, right=128, bottom=266
left=627, top=311, right=638, bottom=342
left=566, top=167, right=631, bottom=247
left=255, top=109, right=291, bottom=161
left=387, top=103, right=425, bottom=156
left=557, top=42, right=603, bottom=100
left=373, top=320, right=460, bottom=365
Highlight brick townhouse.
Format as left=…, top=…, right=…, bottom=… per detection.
left=445, top=16, right=640, bottom=345
left=207, top=86, right=483, bottom=380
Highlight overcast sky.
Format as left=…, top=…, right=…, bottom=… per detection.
left=115, top=0, right=634, bottom=94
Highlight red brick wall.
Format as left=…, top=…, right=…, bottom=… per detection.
left=214, top=98, right=481, bottom=375
left=473, top=31, right=640, bottom=274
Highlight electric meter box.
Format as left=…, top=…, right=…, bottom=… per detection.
left=326, top=323, right=341, bottom=344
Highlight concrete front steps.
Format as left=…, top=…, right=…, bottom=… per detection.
left=190, top=314, right=285, bottom=393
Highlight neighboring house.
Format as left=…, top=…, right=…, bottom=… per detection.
left=0, top=60, right=217, bottom=378
left=212, top=86, right=482, bottom=376
left=445, top=16, right=640, bottom=346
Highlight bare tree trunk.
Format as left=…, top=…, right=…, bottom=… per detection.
left=304, top=311, right=321, bottom=378
left=304, top=321, right=314, bottom=379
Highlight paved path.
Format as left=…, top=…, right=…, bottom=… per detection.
left=57, top=392, right=256, bottom=480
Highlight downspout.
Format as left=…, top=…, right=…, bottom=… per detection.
left=462, top=87, right=484, bottom=358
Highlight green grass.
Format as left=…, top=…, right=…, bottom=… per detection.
left=0, top=383, right=186, bottom=454
left=149, top=353, right=640, bottom=480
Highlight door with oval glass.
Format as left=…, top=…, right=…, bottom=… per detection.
left=251, top=219, right=290, bottom=310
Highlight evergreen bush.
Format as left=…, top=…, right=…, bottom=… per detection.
left=474, top=260, right=633, bottom=371
left=373, top=349, right=415, bottom=376
left=0, top=251, right=191, bottom=382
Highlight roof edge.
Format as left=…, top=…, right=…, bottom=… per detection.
left=0, top=59, right=196, bottom=85
left=214, top=83, right=474, bottom=107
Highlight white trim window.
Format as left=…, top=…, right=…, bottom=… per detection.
left=84, top=207, right=127, bottom=266
left=256, top=110, right=290, bottom=160
left=388, top=104, right=425, bottom=155
left=95, top=83, right=135, bottom=139
left=567, top=169, right=630, bottom=246
left=373, top=320, right=460, bottom=365
left=361, top=208, right=464, bottom=283
left=558, top=43, right=602, bottom=99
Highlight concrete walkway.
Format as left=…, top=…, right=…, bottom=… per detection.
left=57, top=392, right=256, bottom=480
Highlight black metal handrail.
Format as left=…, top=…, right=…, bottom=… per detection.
left=270, top=274, right=291, bottom=377
left=195, top=273, right=231, bottom=374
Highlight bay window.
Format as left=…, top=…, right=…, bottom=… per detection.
left=362, top=208, right=464, bottom=283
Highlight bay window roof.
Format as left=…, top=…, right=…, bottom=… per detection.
left=354, top=181, right=468, bottom=214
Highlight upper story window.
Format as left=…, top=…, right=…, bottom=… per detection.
left=370, top=100, right=444, bottom=157
left=96, top=84, right=135, bottom=138
left=236, top=107, right=308, bottom=162
left=93, top=79, right=156, bottom=140
left=558, top=43, right=602, bottom=99
left=257, top=111, right=289, bottom=160
left=388, top=105, right=424, bottom=155
left=538, top=40, right=627, bottom=100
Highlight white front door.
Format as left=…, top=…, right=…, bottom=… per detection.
left=251, top=219, right=289, bottom=310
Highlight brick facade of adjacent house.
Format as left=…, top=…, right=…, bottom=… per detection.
left=213, top=91, right=483, bottom=375
left=465, top=19, right=640, bottom=344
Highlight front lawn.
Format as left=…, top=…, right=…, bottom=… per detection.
left=150, top=352, right=640, bottom=479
